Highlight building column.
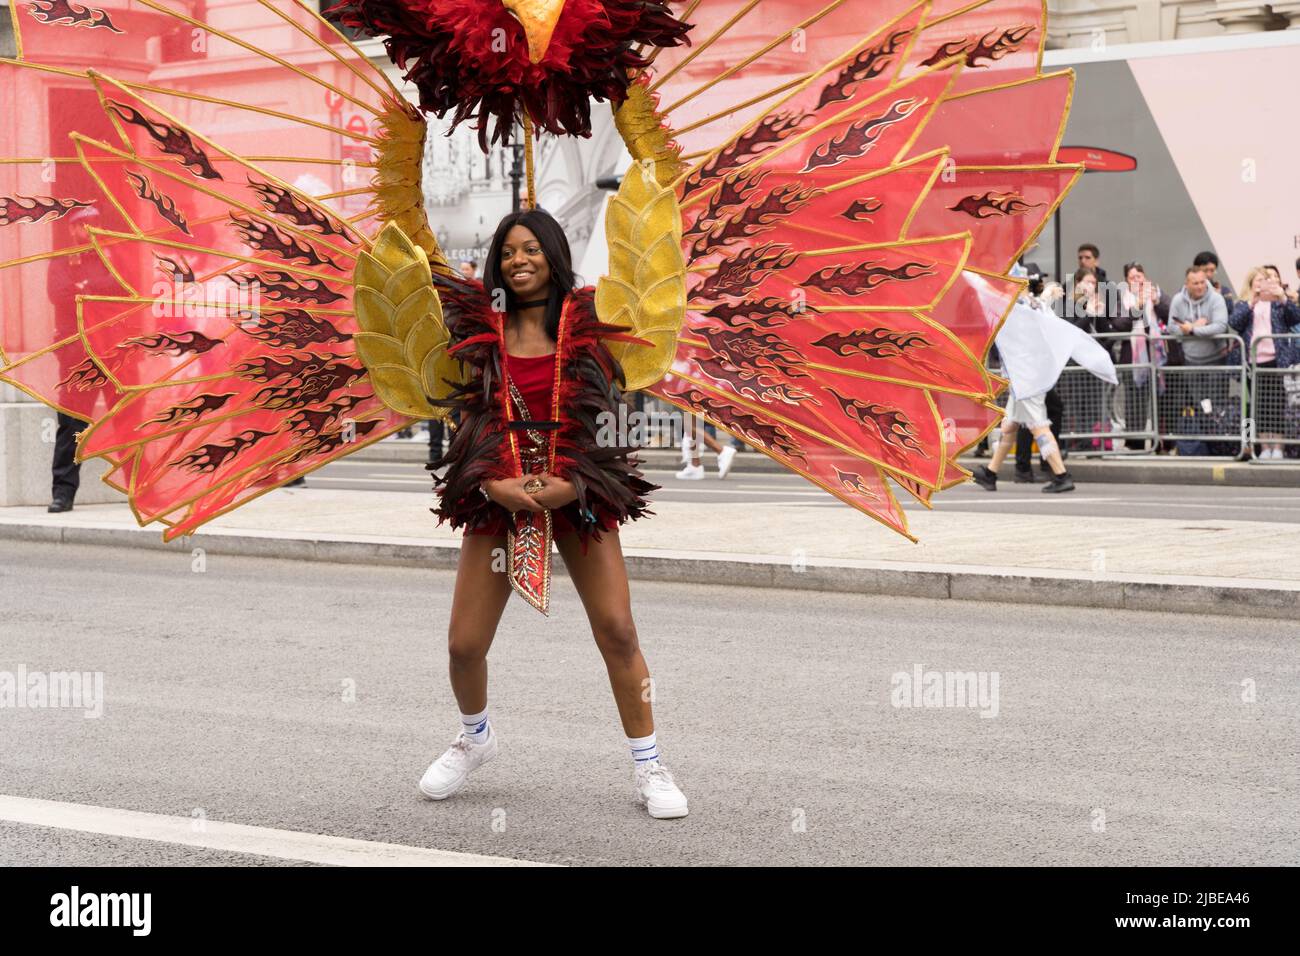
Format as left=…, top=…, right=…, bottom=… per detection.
left=1210, top=1, right=1291, bottom=33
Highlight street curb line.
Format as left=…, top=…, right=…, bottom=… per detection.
left=351, top=443, right=1300, bottom=486
left=3, top=519, right=1297, bottom=621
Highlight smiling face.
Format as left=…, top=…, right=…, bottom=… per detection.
left=500, top=224, right=552, bottom=302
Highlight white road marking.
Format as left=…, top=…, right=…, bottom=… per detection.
left=0, top=794, right=552, bottom=867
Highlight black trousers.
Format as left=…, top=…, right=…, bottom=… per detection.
left=52, top=412, right=87, bottom=501
left=427, top=418, right=444, bottom=458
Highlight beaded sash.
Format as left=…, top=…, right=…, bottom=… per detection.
left=498, top=306, right=567, bottom=616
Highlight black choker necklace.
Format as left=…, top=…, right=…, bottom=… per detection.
left=515, top=298, right=549, bottom=310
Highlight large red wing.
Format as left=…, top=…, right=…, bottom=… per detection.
left=644, top=0, right=1078, bottom=536
left=1, top=0, right=413, bottom=538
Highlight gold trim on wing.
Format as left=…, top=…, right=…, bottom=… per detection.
left=660, top=0, right=852, bottom=117
left=129, top=0, right=381, bottom=116
left=648, top=0, right=764, bottom=95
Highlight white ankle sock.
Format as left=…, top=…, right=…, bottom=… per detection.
left=460, top=707, right=490, bottom=745
left=628, top=731, right=659, bottom=765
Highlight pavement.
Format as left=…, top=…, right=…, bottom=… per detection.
left=2, top=450, right=1298, bottom=618
left=357, top=437, right=1300, bottom=487
left=3, top=541, right=1296, bottom=867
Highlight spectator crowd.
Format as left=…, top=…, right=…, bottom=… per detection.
left=1018, top=245, right=1300, bottom=461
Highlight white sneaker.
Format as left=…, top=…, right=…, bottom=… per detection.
left=716, top=445, right=737, bottom=478
left=418, top=729, right=498, bottom=800
left=634, top=760, right=689, bottom=819
left=674, top=462, right=705, bottom=480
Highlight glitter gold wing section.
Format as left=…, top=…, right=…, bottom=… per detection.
left=352, top=223, right=462, bottom=420
left=601, top=83, right=687, bottom=391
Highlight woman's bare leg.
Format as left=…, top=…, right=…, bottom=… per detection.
left=447, top=535, right=513, bottom=714
left=1029, top=424, right=1067, bottom=475
left=554, top=530, right=653, bottom=737
left=987, top=421, right=1018, bottom=472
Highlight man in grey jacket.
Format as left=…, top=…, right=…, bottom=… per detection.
left=1166, top=267, right=1231, bottom=449
left=1168, top=267, right=1229, bottom=362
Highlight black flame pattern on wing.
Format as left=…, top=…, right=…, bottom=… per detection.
left=225, top=270, right=345, bottom=305
left=948, top=191, right=1046, bottom=219
left=0, top=195, right=93, bottom=226
left=155, top=254, right=196, bottom=283
left=816, top=28, right=914, bottom=110
left=120, top=330, right=223, bottom=356
left=229, top=215, right=341, bottom=270
left=701, top=297, right=813, bottom=330
left=825, top=386, right=923, bottom=455
left=921, top=25, right=1036, bottom=69
left=236, top=309, right=351, bottom=348
left=235, top=353, right=364, bottom=410
left=683, top=171, right=764, bottom=241
left=802, top=259, right=935, bottom=295
left=170, top=429, right=275, bottom=474
left=693, top=325, right=809, bottom=380
left=106, top=102, right=222, bottom=181
left=666, top=386, right=805, bottom=462
left=689, top=183, right=821, bottom=258
left=247, top=179, right=356, bottom=243
left=693, top=353, right=816, bottom=406
left=285, top=394, right=366, bottom=436
left=125, top=172, right=190, bottom=235
left=27, top=0, right=122, bottom=33
left=683, top=111, right=808, bottom=193
left=692, top=243, right=800, bottom=300
left=803, top=98, right=925, bottom=174
left=812, top=327, right=931, bottom=359
left=283, top=418, right=381, bottom=464
left=56, top=357, right=108, bottom=392
left=833, top=467, right=883, bottom=501
left=143, top=392, right=235, bottom=428
left=841, top=197, right=884, bottom=222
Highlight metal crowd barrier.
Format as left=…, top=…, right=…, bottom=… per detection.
left=1024, top=332, right=1249, bottom=457
left=1249, top=333, right=1300, bottom=461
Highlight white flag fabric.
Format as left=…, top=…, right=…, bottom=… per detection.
left=995, top=301, right=1118, bottom=400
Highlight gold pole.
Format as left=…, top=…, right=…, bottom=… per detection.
left=523, top=114, right=537, bottom=209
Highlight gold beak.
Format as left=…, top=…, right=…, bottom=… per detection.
left=502, top=0, right=566, bottom=64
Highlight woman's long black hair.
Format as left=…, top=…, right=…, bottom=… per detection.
left=482, top=207, right=577, bottom=342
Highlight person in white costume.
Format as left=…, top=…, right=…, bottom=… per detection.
left=973, top=277, right=1118, bottom=494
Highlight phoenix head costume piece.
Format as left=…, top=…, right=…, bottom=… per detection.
left=1, top=0, right=1079, bottom=613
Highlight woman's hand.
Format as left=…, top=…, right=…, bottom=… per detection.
left=481, top=477, right=544, bottom=513
left=526, top=474, right=578, bottom=510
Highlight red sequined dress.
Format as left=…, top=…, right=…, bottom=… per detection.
left=463, top=349, right=621, bottom=539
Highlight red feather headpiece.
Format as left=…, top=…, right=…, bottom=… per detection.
left=328, top=0, right=691, bottom=150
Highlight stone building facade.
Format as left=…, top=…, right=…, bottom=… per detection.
left=1046, top=0, right=1300, bottom=46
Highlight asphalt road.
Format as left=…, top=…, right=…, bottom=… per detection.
left=303, top=457, right=1300, bottom=524
left=2, top=540, right=1296, bottom=866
